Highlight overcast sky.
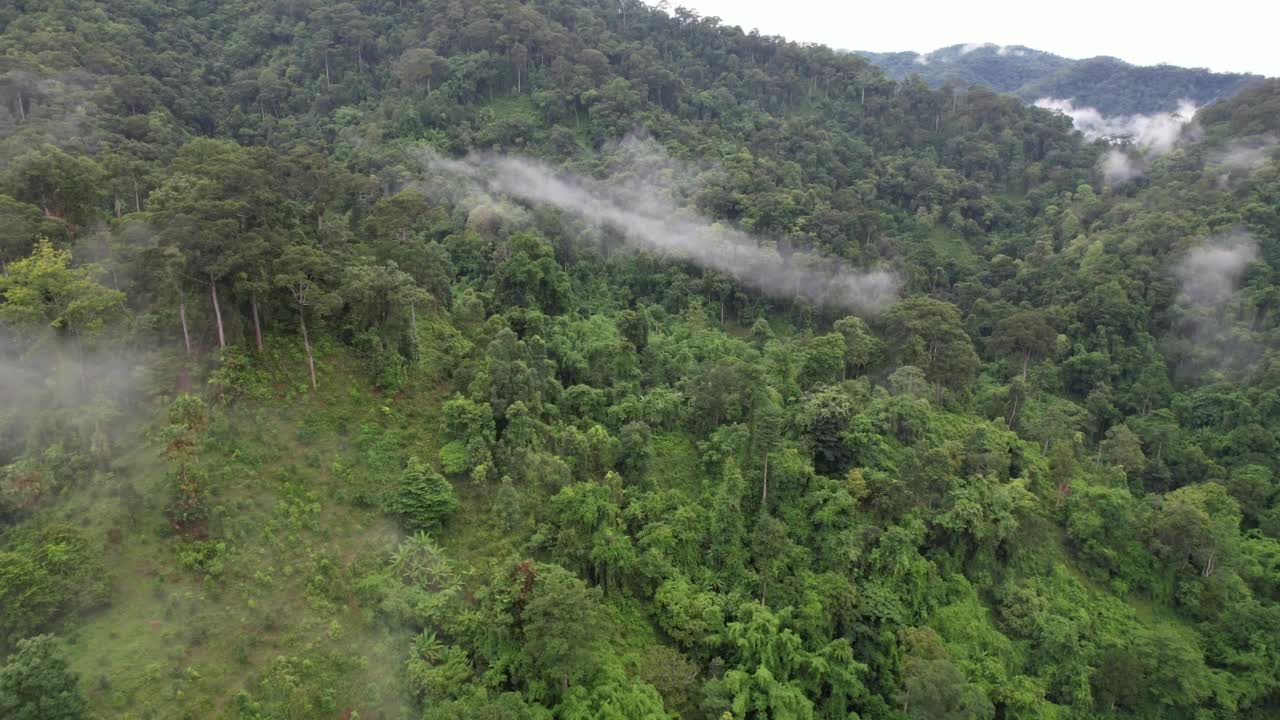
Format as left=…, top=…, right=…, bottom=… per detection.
left=665, top=0, right=1279, bottom=77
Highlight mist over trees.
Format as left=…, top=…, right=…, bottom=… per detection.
left=861, top=43, right=1263, bottom=116
left=1, top=1, right=1280, bottom=718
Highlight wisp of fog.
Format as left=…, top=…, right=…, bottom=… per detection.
left=1035, top=98, right=1199, bottom=183
left=1175, top=231, right=1259, bottom=306
left=1036, top=98, right=1197, bottom=153
left=1209, top=134, right=1280, bottom=173
left=418, top=144, right=899, bottom=312
left=1164, top=231, right=1262, bottom=378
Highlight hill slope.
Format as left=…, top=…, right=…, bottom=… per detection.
left=860, top=43, right=1074, bottom=93
left=2, top=2, right=1280, bottom=720
left=859, top=43, right=1263, bottom=115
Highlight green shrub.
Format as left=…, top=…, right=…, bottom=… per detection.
left=177, top=541, right=228, bottom=578
left=438, top=441, right=469, bottom=475
left=165, top=463, right=210, bottom=532
left=394, top=457, right=458, bottom=532
left=0, top=634, right=86, bottom=720
left=0, top=526, right=109, bottom=648
left=374, top=346, right=410, bottom=393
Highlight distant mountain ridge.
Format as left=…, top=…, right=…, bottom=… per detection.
left=857, top=43, right=1264, bottom=116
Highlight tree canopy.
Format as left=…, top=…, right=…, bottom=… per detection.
left=1, top=2, right=1279, bottom=719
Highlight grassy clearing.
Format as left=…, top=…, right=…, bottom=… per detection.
left=42, top=342, right=457, bottom=719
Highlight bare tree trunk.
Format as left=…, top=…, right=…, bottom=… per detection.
left=209, top=276, right=226, bottom=349
left=324, top=52, right=331, bottom=89
left=300, top=310, right=317, bottom=389
left=762, top=454, right=769, bottom=502
left=410, top=302, right=417, bottom=335
left=1022, top=350, right=1030, bottom=381
left=251, top=293, right=264, bottom=352
left=179, top=299, right=192, bottom=358
left=16, top=90, right=24, bottom=122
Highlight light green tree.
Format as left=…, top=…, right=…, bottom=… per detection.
left=0, top=238, right=125, bottom=344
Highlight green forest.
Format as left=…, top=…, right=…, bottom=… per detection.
left=861, top=44, right=1260, bottom=116
left=2, top=1, right=1280, bottom=719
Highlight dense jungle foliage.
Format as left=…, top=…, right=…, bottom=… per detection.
left=2, top=1, right=1280, bottom=719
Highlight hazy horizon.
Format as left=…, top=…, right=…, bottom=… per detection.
left=665, top=0, right=1279, bottom=77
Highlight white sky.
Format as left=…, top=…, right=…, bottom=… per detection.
left=665, top=0, right=1279, bottom=77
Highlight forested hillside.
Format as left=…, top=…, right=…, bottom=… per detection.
left=1017, top=57, right=1264, bottom=116
left=859, top=44, right=1074, bottom=94
left=2, top=2, right=1280, bottom=719
left=861, top=43, right=1263, bottom=115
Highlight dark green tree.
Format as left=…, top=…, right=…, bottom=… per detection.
left=0, top=635, right=85, bottom=720
left=987, top=310, right=1057, bottom=380
left=887, top=297, right=979, bottom=399
left=395, top=456, right=459, bottom=532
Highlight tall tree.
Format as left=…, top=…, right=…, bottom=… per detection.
left=4, top=146, right=104, bottom=226
left=887, top=297, right=979, bottom=400
left=396, top=47, right=447, bottom=94
left=149, top=140, right=290, bottom=350
left=834, top=315, right=882, bottom=379
left=275, top=244, right=339, bottom=389
left=987, top=310, right=1057, bottom=380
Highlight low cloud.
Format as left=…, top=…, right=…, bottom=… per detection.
left=1175, top=232, right=1259, bottom=307
left=1208, top=134, right=1279, bottom=173
left=959, top=42, right=1024, bottom=57
left=0, top=66, right=101, bottom=164
left=0, top=344, right=150, bottom=472
left=1035, top=97, right=1197, bottom=152
left=1037, top=98, right=1198, bottom=183
left=415, top=139, right=899, bottom=312
left=1166, top=231, right=1262, bottom=377
left=1098, top=148, right=1146, bottom=185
